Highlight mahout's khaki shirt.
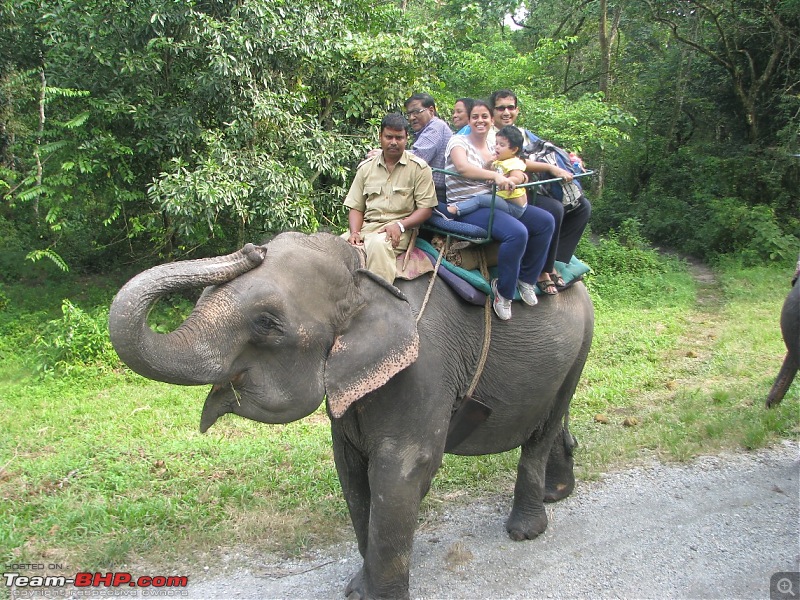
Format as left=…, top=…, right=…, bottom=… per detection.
left=344, top=150, right=437, bottom=225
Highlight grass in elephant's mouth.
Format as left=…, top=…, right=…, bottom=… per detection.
left=0, top=252, right=798, bottom=574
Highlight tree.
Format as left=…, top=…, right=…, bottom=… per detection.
left=646, top=0, right=800, bottom=143
left=1, top=0, right=447, bottom=267
left=598, top=0, right=622, bottom=100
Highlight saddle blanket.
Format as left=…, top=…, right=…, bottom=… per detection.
left=398, top=238, right=591, bottom=306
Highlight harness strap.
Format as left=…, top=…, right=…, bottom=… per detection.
left=415, top=236, right=492, bottom=399
left=464, top=246, right=492, bottom=398
left=415, top=234, right=448, bottom=325
left=401, top=228, right=418, bottom=273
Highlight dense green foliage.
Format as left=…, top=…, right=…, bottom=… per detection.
left=3, top=0, right=796, bottom=275
left=1, top=0, right=445, bottom=270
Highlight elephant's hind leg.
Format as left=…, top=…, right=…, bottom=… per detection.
left=507, top=420, right=576, bottom=541
left=506, top=435, right=550, bottom=541
left=506, top=403, right=576, bottom=540
left=544, top=424, right=577, bottom=503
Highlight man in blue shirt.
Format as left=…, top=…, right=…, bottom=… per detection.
left=403, top=93, right=453, bottom=204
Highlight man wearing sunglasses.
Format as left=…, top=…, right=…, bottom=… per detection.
left=403, top=93, right=453, bottom=204
left=489, top=89, right=592, bottom=295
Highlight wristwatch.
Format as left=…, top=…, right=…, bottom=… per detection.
left=396, top=221, right=405, bottom=234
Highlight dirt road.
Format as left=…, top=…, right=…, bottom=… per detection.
left=180, top=443, right=798, bottom=600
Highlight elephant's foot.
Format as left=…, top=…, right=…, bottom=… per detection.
left=345, top=568, right=410, bottom=600
left=506, top=505, right=548, bottom=541
left=543, top=428, right=577, bottom=503
left=345, top=569, right=366, bottom=600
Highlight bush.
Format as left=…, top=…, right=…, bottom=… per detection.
left=577, top=220, right=687, bottom=307
left=599, top=144, right=800, bottom=264
left=578, top=219, right=666, bottom=276
left=35, top=300, right=121, bottom=375
left=698, top=200, right=798, bottom=265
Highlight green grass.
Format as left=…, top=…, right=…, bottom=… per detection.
left=568, top=258, right=800, bottom=475
left=0, top=245, right=798, bottom=575
left=1, top=375, right=345, bottom=570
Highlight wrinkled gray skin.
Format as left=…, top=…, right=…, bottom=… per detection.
left=766, top=259, right=800, bottom=407
left=109, top=232, right=594, bottom=600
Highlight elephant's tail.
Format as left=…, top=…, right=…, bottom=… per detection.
left=766, top=353, right=798, bottom=408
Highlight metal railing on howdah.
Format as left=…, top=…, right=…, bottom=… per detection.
left=424, top=168, right=594, bottom=244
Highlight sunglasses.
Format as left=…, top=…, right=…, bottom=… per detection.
left=404, top=107, right=428, bottom=118
left=494, top=105, right=517, bottom=112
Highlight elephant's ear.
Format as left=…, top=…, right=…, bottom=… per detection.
left=325, top=269, right=419, bottom=418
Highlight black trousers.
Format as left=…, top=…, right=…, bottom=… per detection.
left=530, top=193, right=592, bottom=272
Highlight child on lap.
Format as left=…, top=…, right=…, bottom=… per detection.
left=447, top=126, right=528, bottom=219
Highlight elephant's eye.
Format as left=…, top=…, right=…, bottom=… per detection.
left=253, top=313, right=282, bottom=338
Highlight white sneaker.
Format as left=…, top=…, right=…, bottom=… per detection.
left=517, top=280, right=539, bottom=306
left=491, top=279, right=512, bottom=320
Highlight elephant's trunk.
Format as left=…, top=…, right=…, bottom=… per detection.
left=109, top=244, right=265, bottom=385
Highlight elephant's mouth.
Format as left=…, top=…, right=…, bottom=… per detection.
left=210, top=371, right=246, bottom=400
left=199, top=361, right=326, bottom=431
left=200, top=372, right=247, bottom=432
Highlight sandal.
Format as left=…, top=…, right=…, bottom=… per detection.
left=538, top=277, right=558, bottom=295
left=551, top=271, right=566, bottom=288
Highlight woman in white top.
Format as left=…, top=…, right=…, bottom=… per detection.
left=443, top=100, right=555, bottom=321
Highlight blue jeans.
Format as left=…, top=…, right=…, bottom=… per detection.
left=441, top=200, right=555, bottom=300
left=450, top=193, right=527, bottom=219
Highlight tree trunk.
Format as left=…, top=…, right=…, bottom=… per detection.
left=647, top=0, right=792, bottom=144
left=598, top=0, right=610, bottom=98
left=598, top=0, right=621, bottom=101
left=667, top=18, right=699, bottom=150
left=34, top=66, right=45, bottom=226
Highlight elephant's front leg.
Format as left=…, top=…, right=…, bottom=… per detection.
left=337, top=439, right=443, bottom=600
left=331, top=428, right=371, bottom=559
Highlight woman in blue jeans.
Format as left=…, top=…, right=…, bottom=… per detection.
left=444, top=100, right=555, bottom=321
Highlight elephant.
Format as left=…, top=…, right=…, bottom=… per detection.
left=108, top=232, right=594, bottom=599
left=767, top=258, right=800, bottom=407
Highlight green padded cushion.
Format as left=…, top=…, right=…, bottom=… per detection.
left=415, top=238, right=590, bottom=299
